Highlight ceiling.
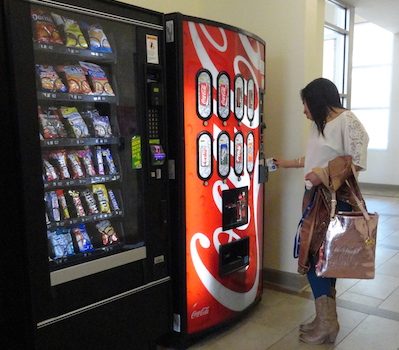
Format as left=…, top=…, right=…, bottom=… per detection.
left=342, top=0, right=399, bottom=34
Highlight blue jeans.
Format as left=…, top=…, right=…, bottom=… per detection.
left=306, top=197, right=352, bottom=299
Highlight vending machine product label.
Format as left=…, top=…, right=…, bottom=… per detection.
left=131, top=136, right=142, bottom=169
left=234, top=132, right=244, bottom=176
left=246, top=132, right=254, bottom=174
left=234, top=75, right=244, bottom=121
left=146, top=34, right=159, bottom=64
left=197, top=132, right=213, bottom=180
left=196, top=70, right=212, bottom=120
left=217, top=131, right=230, bottom=178
left=217, top=72, right=230, bottom=120
left=247, top=78, right=255, bottom=122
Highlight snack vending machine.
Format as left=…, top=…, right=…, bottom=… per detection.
left=164, top=13, right=267, bottom=346
left=0, top=0, right=170, bottom=349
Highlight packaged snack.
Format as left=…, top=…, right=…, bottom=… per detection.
left=81, top=189, right=99, bottom=214
left=67, top=151, right=85, bottom=178
left=56, top=189, right=70, bottom=219
left=52, top=13, right=88, bottom=49
left=57, top=65, right=92, bottom=94
left=59, top=107, right=90, bottom=138
left=36, top=65, right=67, bottom=92
left=68, top=190, right=86, bottom=217
left=86, top=23, right=112, bottom=52
left=95, top=146, right=105, bottom=175
left=43, top=158, right=58, bottom=181
left=92, top=184, right=110, bottom=213
left=71, top=224, right=94, bottom=252
left=50, top=150, right=70, bottom=179
left=107, top=189, right=120, bottom=211
left=96, top=220, right=118, bottom=246
left=31, top=8, right=63, bottom=45
left=102, top=147, right=117, bottom=174
left=38, top=106, right=67, bottom=139
left=79, top=61, right=114, bottom=95
left=83, top=109, right=112, bottom=137
left=46, top=191, right=61, bottom=221
left=48, top=229, right=75, bottom=258
left=76, top=148, right=96, bottom=176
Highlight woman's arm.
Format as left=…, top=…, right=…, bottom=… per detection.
left=272, top=156, right=305, bottom=169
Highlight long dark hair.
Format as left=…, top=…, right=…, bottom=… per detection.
left=300, top=78, right=343, bottom=135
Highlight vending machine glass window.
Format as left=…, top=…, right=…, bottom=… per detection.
left=32, top=3, right=146, bottom=286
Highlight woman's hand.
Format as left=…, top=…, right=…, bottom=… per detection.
left=272, top=157, right=288, bottom=168
left=305, top=171, right=322, bottom=186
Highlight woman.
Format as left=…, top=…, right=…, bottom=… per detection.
left=273, top=78, right=369, bottom=345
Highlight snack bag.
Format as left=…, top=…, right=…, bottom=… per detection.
left=76, top=148, right=96, bottom=176
left=52, top=13, right=88, bottom=49
left=79, top=61, right=114, bottom=95
left=96, top=220, right=118, bottom=246
left=43, top=157, right=59, bottom=181
left=108, top=189, right=120, bottom=211
left=68, top=189, right=86, bottom=217
left=59, top=107, right=90, bottom=138
left=102, top=147, right=117, bottom=174
left=50, top=150, right=70, bottom=179
left=82, top=109, right=112, bottom=137
left=81, top=189, right=99, bottom=214
left=38, top=106, right=67, bottom=139
left=45, top=191, right=61, bottom=221
left=31, top=8, right=63, bottom=45
left=92, top=184, right=111, bottom=213
left=57, top=65, right=92, bottom=94
left=71, top=224, right=94, bottom=252
left=67, top=151, right=85, bottom=179
left=56, top=189, right=70, bottom=219
left=36, top=65, right=67, bottom=92
left=81, top=22, right=112, bottom=53
left=48, top=229, right=75, bottom=259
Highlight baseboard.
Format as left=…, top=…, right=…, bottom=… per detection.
left=263, top=268, right=309, bottom=292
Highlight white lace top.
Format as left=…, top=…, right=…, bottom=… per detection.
left=304, top=110, right=369, bottom=189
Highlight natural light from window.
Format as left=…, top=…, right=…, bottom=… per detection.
left=351, top=22, right=393, bottom=150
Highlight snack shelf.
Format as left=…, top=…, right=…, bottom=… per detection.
left=47, top=209, right=123, bottom=230
left=34, top=43, right=115, bottom=62
left=43, top=173, right=121, bottom=189
left=49, top=241, right=125, bottom=269
left=37, top=91, right=116, bottom=103
left=41, top=136, right=120, bottom=148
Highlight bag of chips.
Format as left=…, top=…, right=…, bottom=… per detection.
left=52, top=13, right=88, bottom=49
left=57, top=65, right=92, bottom=94
left=79, top=61, right=114, bottom=95
left=31, top=8, right=63, bottom=45
left=81, top=22, right=112, bottom=53
left=38, top=106, right=68, bottom=139
left=59, top=106, right=90, bottom=138
left=37, top=65, right=67, bottom=92
left=48, top=229, right=75, bottom=259
left=71, top=224, right=94, bottom=253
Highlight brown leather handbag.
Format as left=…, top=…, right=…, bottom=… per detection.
left=315, top=173, right=378, bottom=279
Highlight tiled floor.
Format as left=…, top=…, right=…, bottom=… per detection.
left=163, top=184, right=399, bottom=350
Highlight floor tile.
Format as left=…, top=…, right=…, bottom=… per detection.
left=334, top=315, right=399, bottom=350
left=378, top=286, right=399, bottom=313
left=347, top=273, right=399, bottom=299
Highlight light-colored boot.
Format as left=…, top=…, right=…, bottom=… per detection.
left=299, top=295, right=339, bottom=344
left=299, top=287, right=336, bottom=333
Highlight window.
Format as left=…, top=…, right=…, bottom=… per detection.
left=351, top=22, right=393, bottom=149
left=323, top=0, right=353, bottom=107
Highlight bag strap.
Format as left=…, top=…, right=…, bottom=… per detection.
left=330, top=164, right=369, bottom=221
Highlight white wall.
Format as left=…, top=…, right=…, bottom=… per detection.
left=121, top=0, right=325, bottom=276
left=358, top=33, right=399, bottom=186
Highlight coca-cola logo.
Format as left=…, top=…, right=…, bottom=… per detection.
left=219, top=84, right=227, bottom=107
left=191, top=305, right=210, bottom=319
left=200, top=82, right=209, bottom=106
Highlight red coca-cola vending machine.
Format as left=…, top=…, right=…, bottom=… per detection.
left=163, top=13, right=267, bottom=347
